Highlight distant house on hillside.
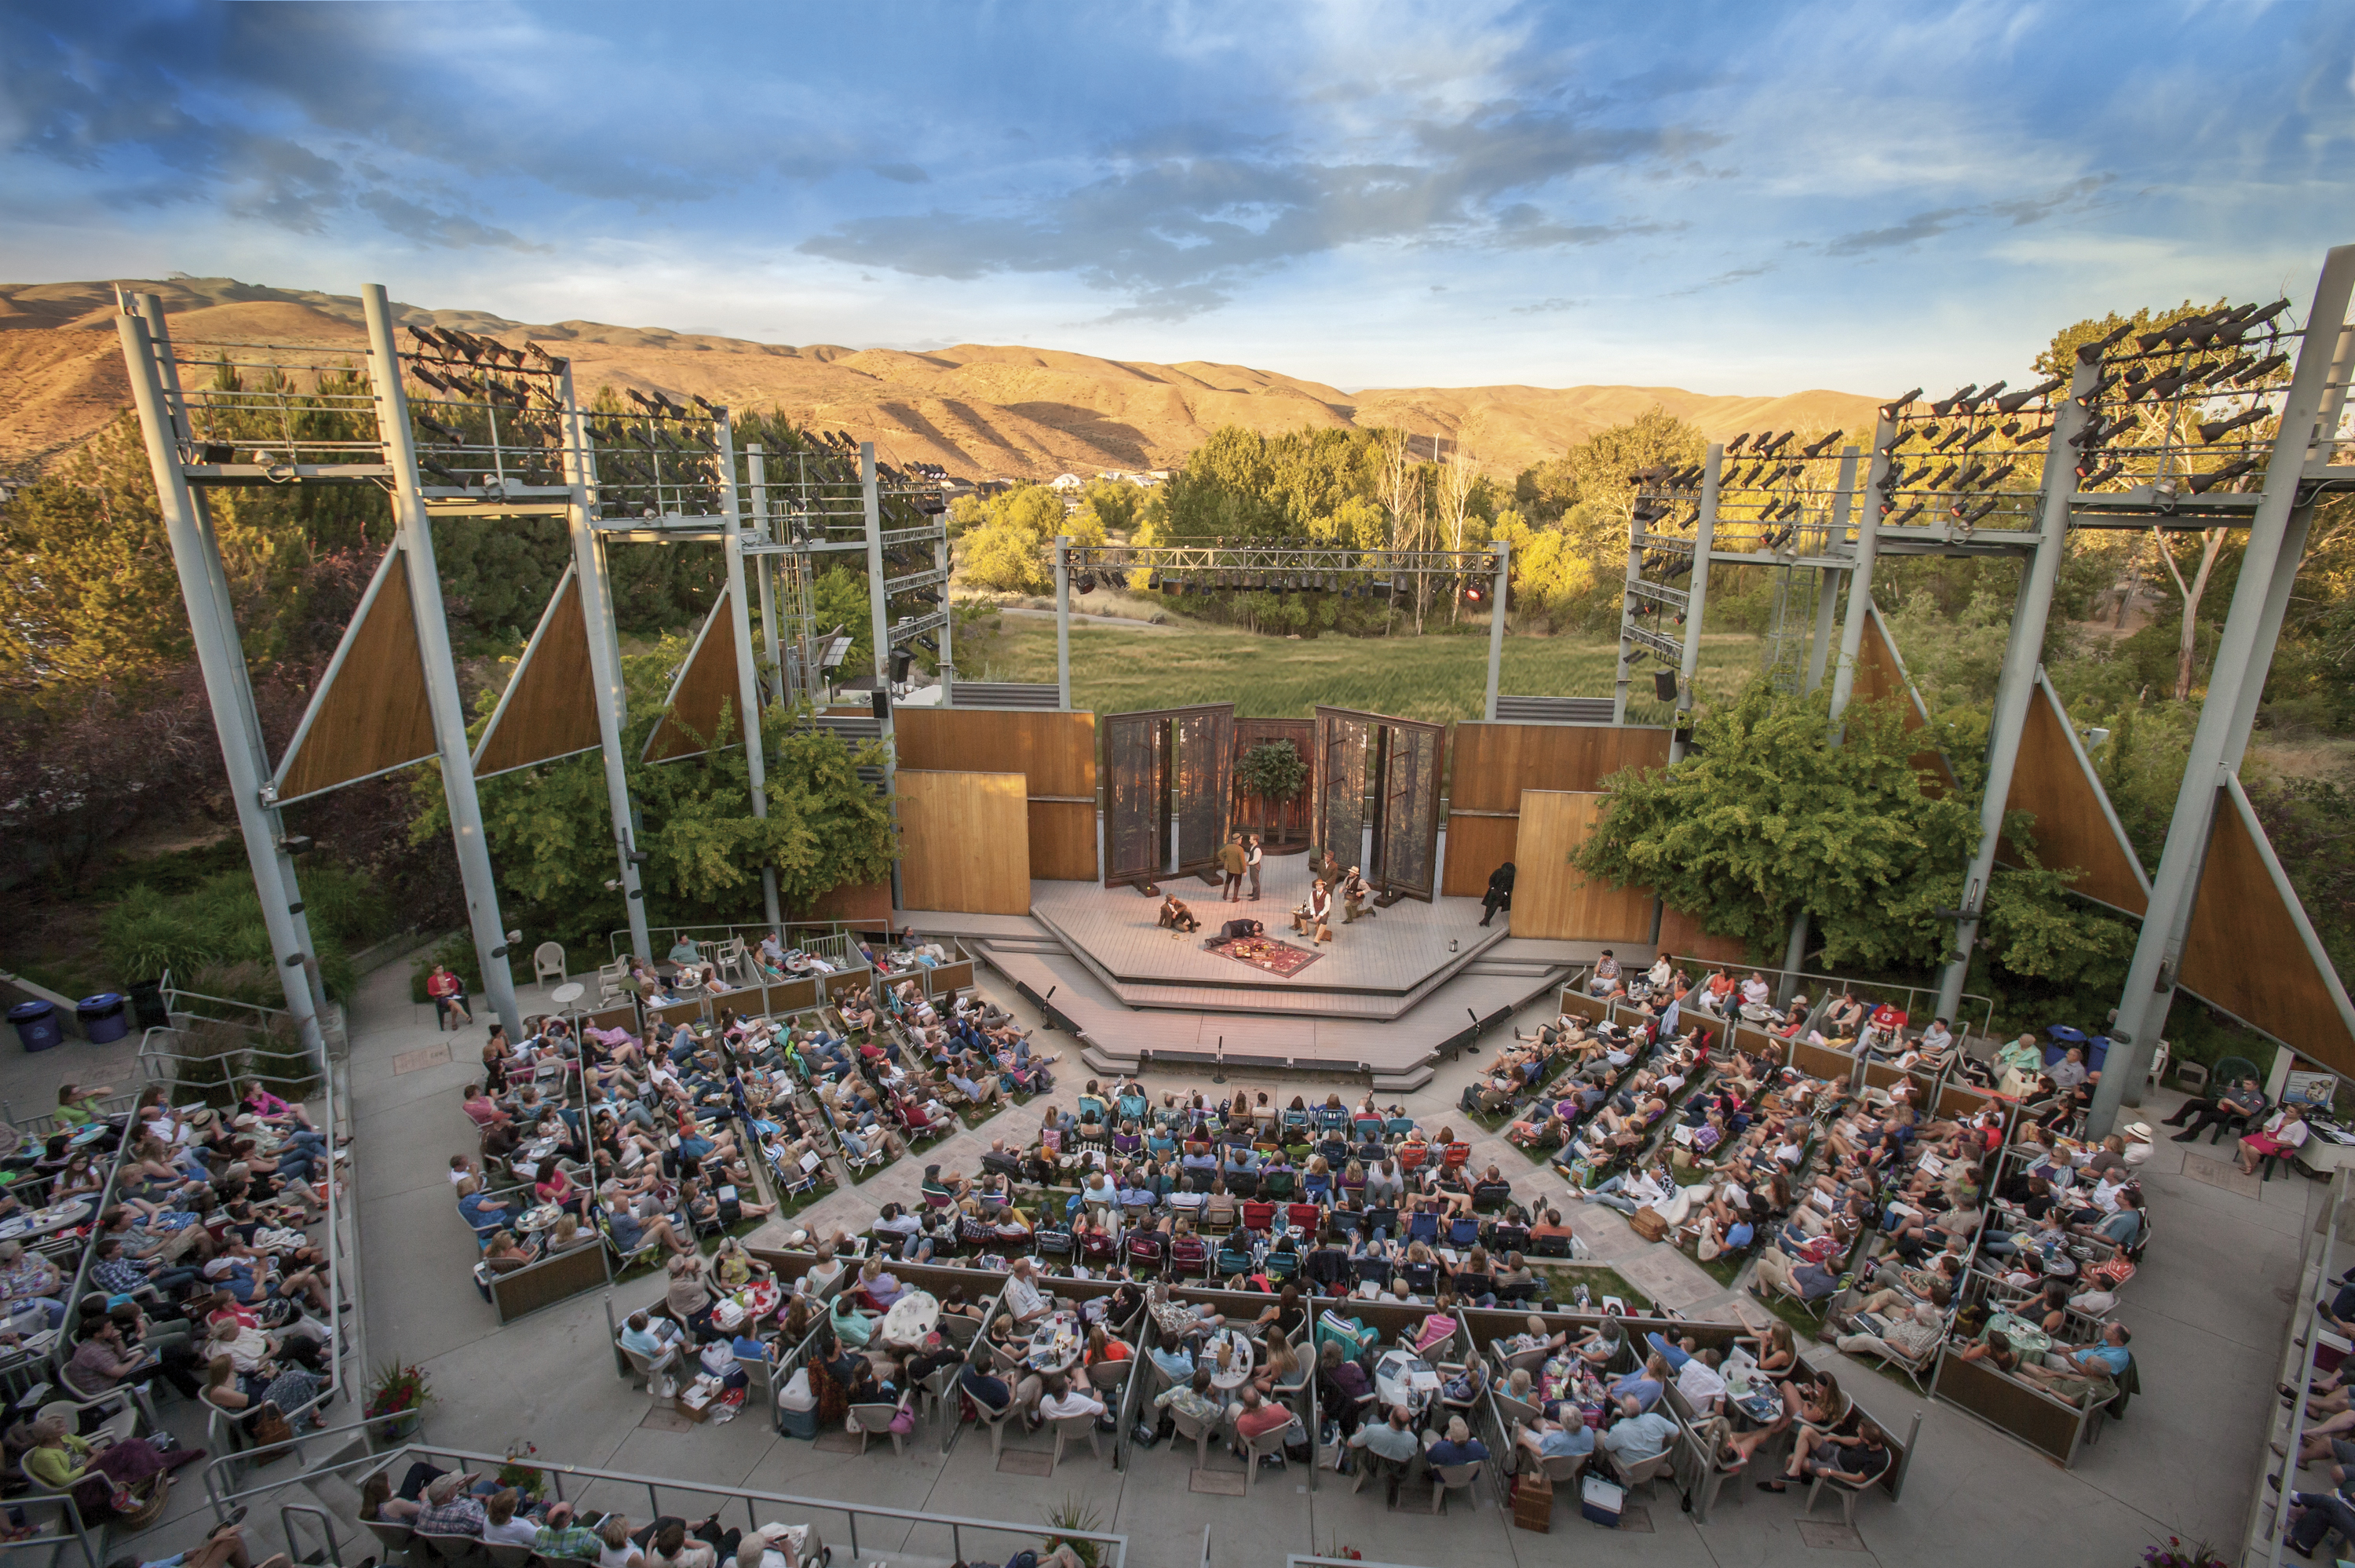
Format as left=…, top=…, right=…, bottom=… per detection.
left=1094, top=469, right=1165, bottom=488
left=1050, top=473, right=1085, bottom=490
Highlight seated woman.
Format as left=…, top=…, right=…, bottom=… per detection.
left=482, top=1229, right=541, bottom=1274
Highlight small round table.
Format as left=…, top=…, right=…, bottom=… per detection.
left=0, top=1201, right=90, bottom=1243
left=880, top=1290, right=940, bottom=1346
left=1205, top=1327, right=1258, bottom=1391
left=550, top=982, right=586, bottom=1011
left=1023, top=1310, right=1084, bottom=1375
left=517, top=1203, right=564, bottom=1234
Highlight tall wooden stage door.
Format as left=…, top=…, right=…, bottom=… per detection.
left=1313, top=706, right=1442, bottom=903
left=1104, top=704, right=1234, bottom=888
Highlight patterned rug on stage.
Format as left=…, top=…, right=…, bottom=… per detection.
left=1205, top=932, right=1322, bottom=978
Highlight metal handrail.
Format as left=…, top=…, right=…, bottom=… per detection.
left=610, top=921, right=874, bottom=964
left=1661, top=953, right=1999, bottom=1043
left=138, top=983, right=363, bottom=1451
left=205, top=1438, right=1130, bottom=1568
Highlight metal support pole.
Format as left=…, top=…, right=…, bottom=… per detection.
left=113, top=308, right=327, bottom=1071
left=1609, top=522, right=1645, bottom=726
left=861, top=445, right=899, bottom=910
left=1780, top=913, right=1811, bottom=1004
left=1936, top=357, right=2098, bottom=1022
left=747, top=446, right=784, bottom=704
left=360, top=284, right=521, bottom=1037
left=136, top=295, right=334, bottom=1027
left=1053, top=534, right=1074, bottom=712
left=558, top=368, right=652, bottom=965
left=1667, top=445, right=1722, bottom=765
left=2090, top=244, right=2355, bottom=1138
left=863, top=445, right=892, bottom=695
left=1806, top=447, right=1859, bottom=694
left=936, top=522, right=956, bottom=709
left=1825, top=418, right=1895, bottom=725
left=1482, top=541, right=1509, bottom=720
left=718, top=418, right=783, bottom=928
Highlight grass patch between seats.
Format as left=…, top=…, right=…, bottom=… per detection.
left=1527, top=1264, right=1656, bottom=1318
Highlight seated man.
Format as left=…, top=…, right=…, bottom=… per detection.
left=2016, top=1322, right=2131, bottom=1406
left=1514, top=1404, right=1596, bottom=1465
left=1758, top=1419, right=1890, bottom=1495
left=2160, top=1074, right=2266, bottom=1143
left=1586, top=951, right=1623, bottom=998
left=1159, top=894, right=1200, bottom=933
left=1597, top=1395, right=1678, bottom=1479
left=1834, top=1300, right=1945, bottom=1367
left=1422, top=1415, right=1488, bottom=1469
left=1346, top=1403, right=1423, bottom=1500
left=1292, top=880, right=1333, bottom=941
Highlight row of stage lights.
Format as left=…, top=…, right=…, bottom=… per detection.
left=1068, top=566, right=1485, bottom=603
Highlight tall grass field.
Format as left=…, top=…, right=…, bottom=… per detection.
left=952, top=614, right=1765, bottom=726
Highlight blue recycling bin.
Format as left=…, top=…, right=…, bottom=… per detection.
left=2043, top=1024, right=2089, bottom=1066
left=76, top=993, right=128, bottom=1045
left=9, top=1000, right=63, bottom=1053
left=2084, top=1035, right=2112, bottom=1074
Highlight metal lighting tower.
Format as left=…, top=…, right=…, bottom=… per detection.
left=558, top=367, right=652, bottom=964
left=360, top=286, right=522, bottom=1037
left=715, top=415, right=782, bottom=928
left=1933, top=356, right=2098, bottom=1022
left=2087, top=246, right=2355, bottom=1135
left=113, top=304, right=330, bottom=1071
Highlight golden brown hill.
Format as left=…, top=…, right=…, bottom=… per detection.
left=0, top=276, right=1880, bottom=480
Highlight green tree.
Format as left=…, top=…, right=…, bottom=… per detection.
left=1511, top=407, right=1704, bottom=532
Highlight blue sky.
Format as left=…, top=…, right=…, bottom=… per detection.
left=2, top=0, right=2350, bottom=395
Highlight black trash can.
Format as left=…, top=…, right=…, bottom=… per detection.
left=76, top=993, right=129, bottom=1045
left=9, top=1000, right=62, bottom=1053
left=127, top=979, right=170, bottom=1030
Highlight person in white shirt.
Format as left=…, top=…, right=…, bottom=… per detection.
left=1674, top=1351, right=1728, bottom=1411
left=482, top=1490, right=546, bottom=1548
left=1005, top=1258, right=1051, bottom=1325
left=1036, top=1373, right=1104, bottom=1423
left=1740, top=972, right=1772, bottom=1008
left=732, top=1521, right=825, bottom=1568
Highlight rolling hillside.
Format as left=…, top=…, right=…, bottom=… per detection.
left=0, top=276, right=1879, bottom=480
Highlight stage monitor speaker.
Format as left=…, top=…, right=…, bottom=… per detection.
left=1653, top=670, right=1678, bottom=702
left=872, top=690, right=892, bottom=721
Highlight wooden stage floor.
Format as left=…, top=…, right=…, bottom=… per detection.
left=898, top=877, right=1645, bottom=1085
left=1028, top=877, right=1508, bottom=994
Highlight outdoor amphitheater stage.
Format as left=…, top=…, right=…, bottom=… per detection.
left=897, top=876, right=1645, bottom=1090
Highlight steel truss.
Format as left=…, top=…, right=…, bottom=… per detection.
left=1611, top=246, right=2355, bottom=1116
left=1048, top=542, right=1514, bottom=717
left=113, top=285, right=951, bottom=1022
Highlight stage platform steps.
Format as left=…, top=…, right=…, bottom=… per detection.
left=969, top=943, right=1574, bottom=1091
left=894, top=888, right=1632, bottom=1088
left=1029, top=905, right=1514, bottom=1021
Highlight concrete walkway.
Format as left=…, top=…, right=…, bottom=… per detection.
left=64, top=945, right=2291, bottom=1568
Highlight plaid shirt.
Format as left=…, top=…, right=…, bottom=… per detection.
left=414, top=1497, right=487, bottom=1538
left=535, top=1522, right=604, bottom=1559
left=92, top=1257, right=150, bottom=1294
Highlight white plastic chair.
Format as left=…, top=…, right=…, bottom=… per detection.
left=969, top=1389, right=1020, bottom=1458
left=1429, top=1458, right=1484, bottom=1514
left=847, top=1398, right=911, bottom=1456
left=1170, top=1403, right=1224, bottom=1469
left=533, top=942, right=566, bottom=986
left=1051, top=1410, right=1104, bottom=1469
left=1240, top=1420, right=1292, bottom=1492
